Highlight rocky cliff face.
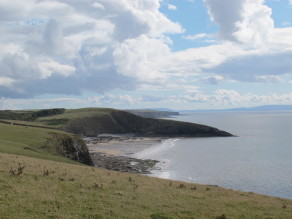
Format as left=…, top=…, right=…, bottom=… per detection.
left=45, top=133, right=93, bottom=166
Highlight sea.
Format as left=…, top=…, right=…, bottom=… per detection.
left=133, top=111, right=292, bottom=199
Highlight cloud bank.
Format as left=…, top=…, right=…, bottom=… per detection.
left=0, top=0, right=182, bottom=98
left=0, top=0, right=292, bottom=109
left=163, top=0, right=292, bottom=83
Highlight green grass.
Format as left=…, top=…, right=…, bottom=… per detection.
left=0, top=117, right=291, bottom=218
left=0, top=122, right=77, bottom=164
left=0, top=152, right=291, bottom=219
left=37, top=108, right=113, bottom=128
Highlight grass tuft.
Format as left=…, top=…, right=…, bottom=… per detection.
left=9, top=163, right=26, bottom=176
left=215, top=214, right=227, bottom=219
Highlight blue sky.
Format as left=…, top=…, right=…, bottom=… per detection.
left=0, top=0, right=292, bottom=110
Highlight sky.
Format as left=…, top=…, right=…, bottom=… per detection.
left=0, top=0, right=292, bottom=110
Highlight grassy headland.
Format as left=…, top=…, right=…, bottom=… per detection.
left=0, top=108, right=233, bottom=137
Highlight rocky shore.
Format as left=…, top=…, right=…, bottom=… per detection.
left=86, top=136, right=161, bottom=174
left=90, top=152, right=158, bottom=174
left=84, top=136, right=141, bottom=144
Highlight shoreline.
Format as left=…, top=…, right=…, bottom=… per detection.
left=86, top=136, right=164, bottom=174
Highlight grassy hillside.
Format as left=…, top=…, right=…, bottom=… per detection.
left=1, top=152, right=291, bottom=219
left=0, top=107, right=233, bottom=137
left=0, top=108, right=232, bottom=137
left=61, top=108, right=232, bottom=137
left=0, top=122, right=91, bottom=165
left=0, top=108, right=65, bottom=121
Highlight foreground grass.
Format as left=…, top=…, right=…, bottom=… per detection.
left=0, top=122, right=77, bottom=164
left=0, top=153, right=291, bottom=219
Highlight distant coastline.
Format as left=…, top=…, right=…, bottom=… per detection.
left=179, top=104, right=292, bottom=112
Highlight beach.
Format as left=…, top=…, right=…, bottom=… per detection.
left=85, top=136, right=163, bottom=174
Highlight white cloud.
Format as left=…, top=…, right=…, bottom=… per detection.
left=161, top=42, right=246, bottom=77
left=107, top=89, right=292, bottom=108
left=38, top=59, right=75, bottom=79
left=159, top=90, right=292, bottom=107
left=88, top=94, right=135, bottom=106
left=205, top=0, right=274, bottom=47
left=92, top=2, right=105, bottom=10
left=202, top=75, right=224, bottom=85
left=168, top=4, right=177, bottom=11
left=0, top=77, right=14, bottom=87
left=207, top=49, right=292, bottom=82
left=0, top=97, right=87, bottom=110
left=113, top=35, right=171, bottom=81
left=281, top=21, right=290, bottom=27
left=183, top=33, right=209, bottom=40
left=157, top=1, right=292, bottom=83
left=1, top=0, right=292, bottom=110
left=2, top=89, right=292, bottom=110
left=0, top=0, right=183, bottom=98
left=255, top=75, right=283, bottom=83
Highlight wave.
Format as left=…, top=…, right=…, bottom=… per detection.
left=133, top=138, right=179, bottom=159
left=133, top=138, right=180, bottom=180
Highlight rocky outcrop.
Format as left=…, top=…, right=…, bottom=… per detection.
left=45, top=133, right=93, bottom=166
left=90, top=152, right=158, bottom=174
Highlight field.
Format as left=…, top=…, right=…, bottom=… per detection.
left=0, top=122, right=77, bottom=164
left=1, top=152, right=291, bottom=219
left=0, top=108, right=118, bottom=129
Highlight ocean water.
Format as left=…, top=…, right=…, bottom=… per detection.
left=134, top=111, right=292, bottom=199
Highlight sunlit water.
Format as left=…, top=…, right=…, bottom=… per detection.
left=133, top=111, right=292, bottom=199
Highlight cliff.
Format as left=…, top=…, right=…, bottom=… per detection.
left=45, top=133, right=93, bottom=166
left=63, top=109, right=232, bottom=137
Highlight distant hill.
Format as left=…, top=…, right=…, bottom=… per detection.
left=180, top=104, right=292, bottom=112
left=228, top=105, right=292, bottom=111
left=125, top=109, right=179, bottom=118
left=0, top=108, right=232, bottom=137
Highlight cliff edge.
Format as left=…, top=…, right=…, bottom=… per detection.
left=45, top=133, right=93, bottom=166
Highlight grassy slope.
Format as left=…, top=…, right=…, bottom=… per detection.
left=0, top=153, right=291, bottom=219
left=35, top=108, right=232, bottom=137
left=0, top=108, right=231, bottom=137
left=0, top=122, right=77, bottom=164
left=37, top=108, right=114, bottom=128
left=1, top=108, right=232, bottom=137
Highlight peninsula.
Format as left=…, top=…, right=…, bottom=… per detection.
left=0, top=107, right=232, bottom=138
